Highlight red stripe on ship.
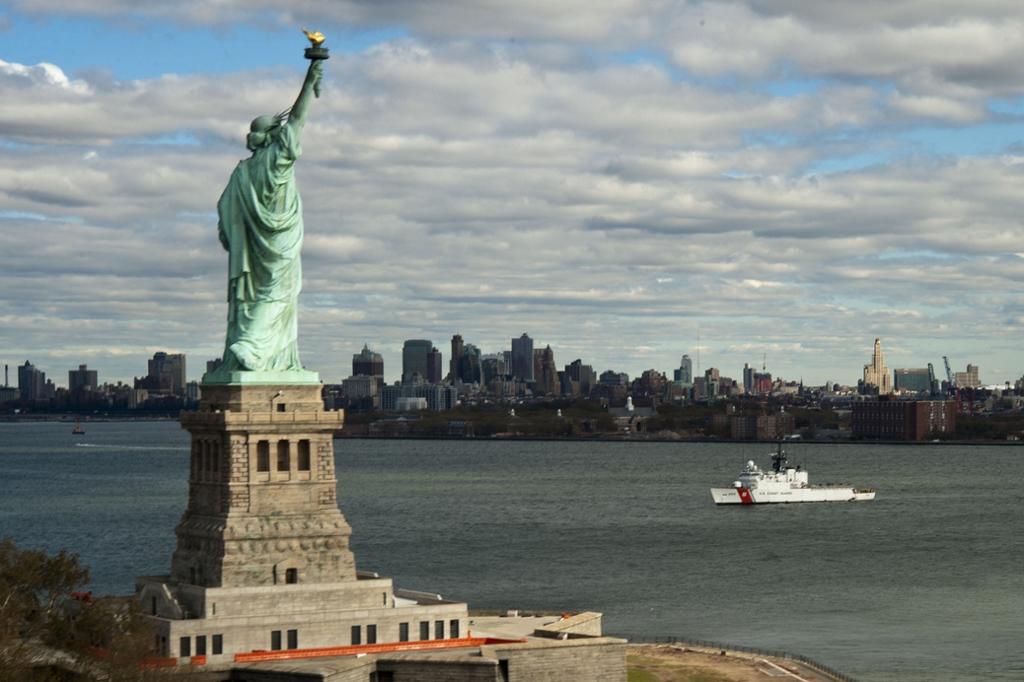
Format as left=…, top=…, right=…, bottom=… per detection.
left=736, top=487, right=754, bottom=505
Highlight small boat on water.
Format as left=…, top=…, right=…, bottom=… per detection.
left=710, top=443, right=876, bottom=505
left=71, top=422, right=85, bottom=435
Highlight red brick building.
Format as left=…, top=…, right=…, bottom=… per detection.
left=852, top=398, right=956, bottom=441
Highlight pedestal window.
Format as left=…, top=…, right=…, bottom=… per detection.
left=277, top=440, right=290, bottom=471
left=256, top=441, right=270, bottom=472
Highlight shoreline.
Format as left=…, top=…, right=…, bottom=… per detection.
left=334, top=433, right=1022, bottom=446
left=1, top=416, right=1018, bottom=445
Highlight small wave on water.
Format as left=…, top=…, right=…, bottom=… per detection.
left=73, top=443, right=184, bottom=452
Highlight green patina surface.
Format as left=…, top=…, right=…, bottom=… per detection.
left=201, top=368, right=321, bottom=386
left=214, top=56, right=325, bottom=378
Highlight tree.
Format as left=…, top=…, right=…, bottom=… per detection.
left=0, top=538, right=174, bottom=681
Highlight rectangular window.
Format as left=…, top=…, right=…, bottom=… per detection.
left=298, top=439, right=310, bottom=471
left=399, top=622, right=409, bottom=642
left=270, top=630, right=281, bottom=651
left=287, top=629, right=298, bottom=650
left=195, top=635, right=206, bottom=656
left=419, top=621, right=429, bottom=641
left=257, top=441, right=270, bottom=472
left=351, top=625, right=362, bottom=646
left=449, top=619, right=460, bottom=639
left=179, top=636, right=191, bottom=658
left=212, top=634, right=222, bottom=655
left=435, top=620, right=444, bottom=640
left=367, top=624, right=377, bottom=644
left=277, top=440, right=290, bottom=471
left=285, top=567, right=298, bottom=584
left=277, top=402, right=286, bottom=412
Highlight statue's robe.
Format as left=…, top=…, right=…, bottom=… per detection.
left=217, top=124, right=304, bottom=372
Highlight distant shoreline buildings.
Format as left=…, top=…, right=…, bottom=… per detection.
left=3, top=337, right=1021, bottom=436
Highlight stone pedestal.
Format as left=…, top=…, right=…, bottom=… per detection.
left=171, top=382, right=353, bottom=590
left=136, top=380, right=471, bottom=660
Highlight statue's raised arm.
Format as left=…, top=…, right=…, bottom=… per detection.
left=288, top=59, right=324, bottom=133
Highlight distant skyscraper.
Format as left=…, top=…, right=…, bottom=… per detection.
left=742, top=363, right=755, bottom=394
left=18, top=360, right=47, bottom=402
left=458, top=344, right=482, bottom=385
left=599, top=370, right=629, bottom=387
left=674, top=355, right=693, bottom=388
left=511, top=333, right=534, bottom=382
left=533, top=345, right=558, bottom=395
left=68, top=364, right=98, bottom=393
left=862, top=338, right=893, bottom=395
left=142, top=352, right=187, bottom=396
left=402, top=339, right=433, bottom=384
left=352, top=344, right=384, bottom=379
left=480, top=354, right=507, bottom=385
left=449, top=334, right=464, bottom=383
left=426, top=346, right=443, bottom=384
left=894, top=368, right=932, bottom=394
left=954, top=364, right=981, bottom=389
left=565, top=359, right=596, bottom=396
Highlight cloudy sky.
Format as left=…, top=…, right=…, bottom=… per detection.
left=1, top=1, right=1022, bottom=388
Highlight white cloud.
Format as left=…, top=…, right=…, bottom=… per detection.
left=0, top=58, right=92, bottom=94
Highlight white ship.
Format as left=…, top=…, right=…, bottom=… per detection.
left=710, top=444, right=876, bottom=505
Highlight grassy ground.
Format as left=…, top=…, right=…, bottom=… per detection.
left=627, top=645, right=835, bottom=682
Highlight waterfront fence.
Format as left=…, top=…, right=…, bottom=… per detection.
left=614, top=632, right=858, bottom=682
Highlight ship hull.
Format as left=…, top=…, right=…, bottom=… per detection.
left=711, top=486, right=875, bottom=505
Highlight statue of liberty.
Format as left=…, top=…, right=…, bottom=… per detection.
left=209, top=49, right=325, bottom=382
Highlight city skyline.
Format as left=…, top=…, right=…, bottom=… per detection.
left=2, top=3, right=1023, bottom=386
left=0, top=334, right=1005, bottom=391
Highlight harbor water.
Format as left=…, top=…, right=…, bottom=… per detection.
left=1, top=421, right=1021, bottom=681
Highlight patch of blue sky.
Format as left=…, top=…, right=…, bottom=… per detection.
left=876, top=249, right=956, bottom=262
left=2, top=12, right=406, bottom=80
left=0, top=209, right=82, bottom=223
left=176, top=211, right=218, bottom=221
left=988, top=96, right=1024, bottom=116
left=762, top=77, right=824, bottom=97
left=805, top=149, right=893, bottom=175
left=123, top=131, right=203, bottom=146
left=899, top=122, right=1024, bottom=157
left=608, top=47, right=670, bottom=69
left=742, top=131, right=796, bottom=148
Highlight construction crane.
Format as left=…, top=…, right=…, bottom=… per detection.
left=943, top=355, right=966, bottom=415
